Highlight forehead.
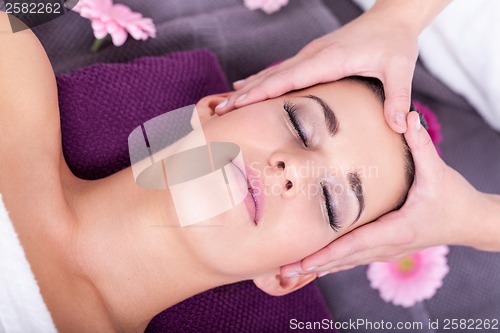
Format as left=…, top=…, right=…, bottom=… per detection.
left=289, top=80, right=408, bottom=223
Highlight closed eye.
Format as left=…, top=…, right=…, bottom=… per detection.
left=283, top=100, right=308, bottom=147
left=321, top=183, right=340, bottom=232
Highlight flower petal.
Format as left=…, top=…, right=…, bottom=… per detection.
left=110, top=27, right=128, bottom=46
left=126, top=25, right=144, bottom=40
left=79, top=1, right=156, bottom=47
left=93, top=27, right=107, bottom=40
left=367, top=246, right=450, bottom=308
left=91, top=19, right=104, bottom=31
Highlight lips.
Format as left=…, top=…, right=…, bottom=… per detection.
left=244, top=164, right=264, bottom=225
left=229, top=160, right=263, bottom=225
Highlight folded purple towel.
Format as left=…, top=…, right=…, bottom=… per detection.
left=56, top=49, right=335, bottom=332
left=57, top=49, right=229, bottom=180
left=146, top=281, right=333, bottom=333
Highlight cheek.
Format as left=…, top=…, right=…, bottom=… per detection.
left=202, top=108, right=283, bottom=144
left=258, top=201, right=336, bottom=264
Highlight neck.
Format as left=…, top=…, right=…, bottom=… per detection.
left=65, top=167, right=240, bottom=332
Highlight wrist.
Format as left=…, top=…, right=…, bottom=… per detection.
left=464, top=193, right=500, bottom=252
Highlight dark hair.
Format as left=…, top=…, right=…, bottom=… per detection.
left=344, top=76, right=427, bottom=211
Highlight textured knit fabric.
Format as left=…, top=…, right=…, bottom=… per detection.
left=56, top=49, right=335, bottom=332
left=146, top=281, right=333, bottom=333
left=57, top=49, right=229, bottom=180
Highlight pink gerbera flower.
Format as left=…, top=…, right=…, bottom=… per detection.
left=244, top=0, right=289, bottom=14
left=73, top=0, right=156, bottom=48
left=367, top=246, right=449, bottom=308
left=414, top=100, right=442, bottom=155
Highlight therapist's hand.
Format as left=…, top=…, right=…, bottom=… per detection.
left=281, top=112, right=488, bottom=278
left=215, top=6, right=420, bottom=133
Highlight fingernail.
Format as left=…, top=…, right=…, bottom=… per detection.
left=233, top=79, right=245, bottom=87
left=318, top=271, right=330, bottom=278
left=284, top=272, right=300, bottom=278
left=215, top=98, right=228, bottom=110
left=415, top=114, right=422, bottom=131
left=235, top=93, right=247, bottom=104
left=395, top=112, right=407, bottom=130
left=305, top=266, right=317, bottom=272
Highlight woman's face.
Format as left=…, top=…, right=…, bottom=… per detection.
left=180, top=79, right=408, bottom=278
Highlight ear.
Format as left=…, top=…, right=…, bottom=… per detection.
left=253, top=272, right=318, bottom=296
left=191, top=92, right=230, bottom=128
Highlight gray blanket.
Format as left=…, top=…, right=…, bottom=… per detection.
left=24, top=0, right=500, bottom=331
left=30, top=0, right=339, bottom=83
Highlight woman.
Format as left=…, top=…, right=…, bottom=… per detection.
left=0, top=12, right=418, bottom=332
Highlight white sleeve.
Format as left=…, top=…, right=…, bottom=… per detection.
left=419, top=0, right=500, bottom=132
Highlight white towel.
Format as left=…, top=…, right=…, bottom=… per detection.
left=0, top=193, right=58, bottom=333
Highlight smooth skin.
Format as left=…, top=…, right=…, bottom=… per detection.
left=214, top=0, right=500, bottom=278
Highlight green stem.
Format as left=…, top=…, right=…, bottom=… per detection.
left=90, top=35, right=111, bottom=53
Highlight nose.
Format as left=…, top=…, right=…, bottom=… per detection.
left=267, top=152, right=308, bottom=199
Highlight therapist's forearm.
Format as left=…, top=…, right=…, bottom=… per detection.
left=369, top=0, right=453, bottom=35
left=474, top=193, right=500, bottom=252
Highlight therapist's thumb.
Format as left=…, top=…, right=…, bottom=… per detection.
left=383, top=67, right=413, bottom=133
left=404, top=111, right=444, bottom=185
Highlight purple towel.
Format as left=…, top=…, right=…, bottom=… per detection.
left=57, top=49, right=229, bottom=180
left=56, top=49, right=335, bottom=332
left=146, top=281, right=333, bottom=333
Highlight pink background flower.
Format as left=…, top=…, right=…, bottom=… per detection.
left=73, top=0, right=156, bottom=47
left=244, top=0, right=289, bottom=14
left=367, top=246, right=449, bottom=308
left=414, top=100, right=442, bottom=155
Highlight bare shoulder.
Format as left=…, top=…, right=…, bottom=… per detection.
left=0, top=13, right=62, bottom=190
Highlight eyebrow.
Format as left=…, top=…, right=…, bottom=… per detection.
left=302, top=94, right=364, bottom=225
left=304, top=95, right=339, bottom=136
left=348, top=172, right=365, bottom=225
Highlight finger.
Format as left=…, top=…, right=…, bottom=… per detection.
left=404, top=111, right=444, bottom=186
left=312, top=260, right=359, bottom=273
left=280, top=261, right=304, bottom=278
left=300, top=215, right=403, bottom=270
left=225, top=49, right=345, bottom=114
left=314, top=246, right=415, bottom=272
left=234, top=54, right=346, bottom=109
left=312, top=246, right=389, bottom=271
left=216, top=64, right=289, bottom=115
left=231, top=56, right=300, bottom=93
left=233, top=37, right=325, bottom=92
left=318, top=265, right=356, bottom=278
left=217, top=70, right=296, bottom=115
left=382, top=63, right=415, bottom=133
left=232, top=66, right=277, bottom=90
left=232, top=78, right=246, bottom=90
